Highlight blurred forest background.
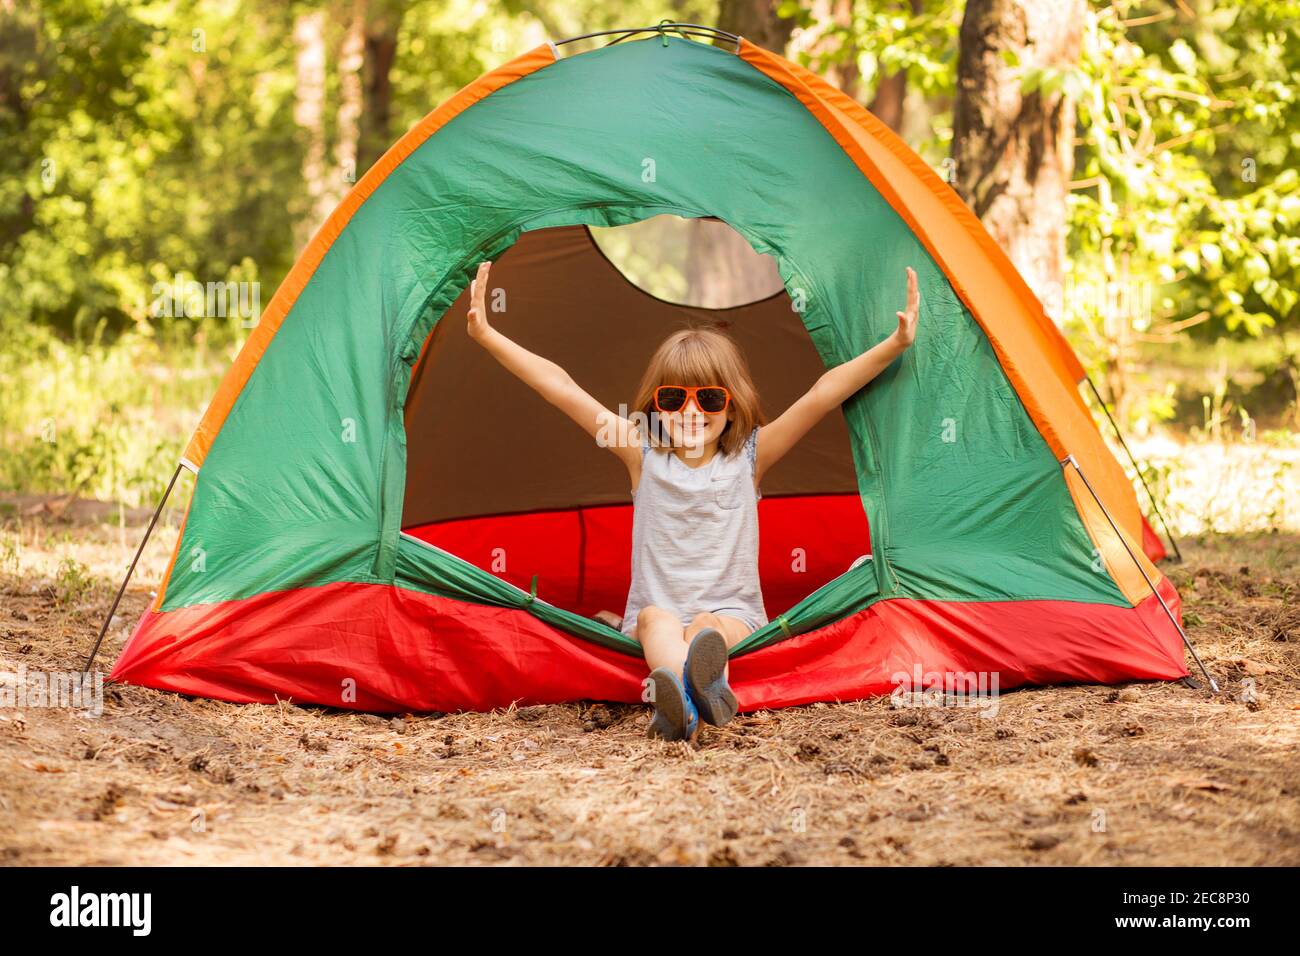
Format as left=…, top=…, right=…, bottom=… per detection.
left=1, top=0, right=1297, bottom=537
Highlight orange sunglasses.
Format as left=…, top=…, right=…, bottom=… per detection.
left=654, top=385, right=731, bottom=414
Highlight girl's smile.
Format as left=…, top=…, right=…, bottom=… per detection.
left=663, top=405, right=729, bottom=452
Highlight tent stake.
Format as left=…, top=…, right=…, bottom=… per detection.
left=1084, top=374, right=1182, bottom=563
left=82, top=464, right=183, bottom=677
left=1063, top=455, right=1217, bottom=693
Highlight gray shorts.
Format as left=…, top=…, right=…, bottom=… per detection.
left=707, top=609, right=764, bottom=635
left=618, top=608, right=764, bottom=639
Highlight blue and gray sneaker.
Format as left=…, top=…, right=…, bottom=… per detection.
left=684, top=628, right=738, bottom=727
left=646, top=666, right=699, bottom=741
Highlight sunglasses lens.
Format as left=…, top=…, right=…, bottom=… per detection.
left=697, top=388, right=728, bottom=412
left=656, top=387, right=687, bottom=412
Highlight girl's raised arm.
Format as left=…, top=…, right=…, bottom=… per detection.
left=755, top=267, right=919, bottom=481
left=466, top=261, right=643, bottom=475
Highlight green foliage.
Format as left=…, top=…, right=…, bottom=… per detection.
left=55, top=555, right=95, bottom=606
left=1068, top=0, right=1300, bottom=349
left=780, top=0, right=963, bottom=161
left=0, top=0, right=300, bottom=339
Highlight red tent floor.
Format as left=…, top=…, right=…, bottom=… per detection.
left=111, top=577, right=1187, bottom=713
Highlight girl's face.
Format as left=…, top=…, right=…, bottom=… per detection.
left=661, top=392, right=731, bottom=451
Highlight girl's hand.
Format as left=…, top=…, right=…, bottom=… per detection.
left=467, top=260, right=493, bottom=342
left=894, top=266, right=919, bottom=349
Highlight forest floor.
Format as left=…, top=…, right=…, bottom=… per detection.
left=1, top=496, right=1297, bottom=866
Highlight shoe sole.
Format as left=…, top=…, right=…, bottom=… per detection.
left=646, top=667, right=692, bottom=741
left=685, top=628, right=738, bottom=727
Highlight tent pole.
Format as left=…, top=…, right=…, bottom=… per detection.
left=82, top=464, right=183, bottom=677
left=1084, top=374, right=1183, bottom=563
left=553, top=24, right=742, bottom=51
left=1062, top=455, right=1217, bottom=693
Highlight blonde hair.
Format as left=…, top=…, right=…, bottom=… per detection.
left=632, top=326, right=764, bottom=456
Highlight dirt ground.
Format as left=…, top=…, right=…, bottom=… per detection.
left=1, top=497, right=1297, bottom=866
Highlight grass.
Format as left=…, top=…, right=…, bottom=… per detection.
left=0, top=324, right=228, bottom=507
left=1128, top=435, right=1299, bottom=536
left=1138, top=332, right=1300, bottom=433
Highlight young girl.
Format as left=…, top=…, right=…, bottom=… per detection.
left=467, top=260, right=919, bottom=741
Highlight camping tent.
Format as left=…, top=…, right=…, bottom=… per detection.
left=110, top=28, right=1191, bottom=712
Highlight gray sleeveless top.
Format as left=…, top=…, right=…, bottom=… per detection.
left=621, top=426, right=768, bottom=636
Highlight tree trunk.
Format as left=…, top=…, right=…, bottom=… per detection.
left=866, top=0, right=923, bottom=131
left=951, top=0, right=1085, bottom=322
left=715, top=0, right=796, bottom=52
left=789, top=0, right=861, bottom=100
left=293, top=10, right=329, bottom=250
left=683, top=219, right=783, bottom=308
left=335, top=0, right=366, bottom=188
left=868, top=71, right=905, bottom=130
left=359, top=0, right=402, bottom=174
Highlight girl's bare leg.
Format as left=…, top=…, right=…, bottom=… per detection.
left=634, top=605, right=688, bottom=674
left=636, top=606, right=701, bottom=741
